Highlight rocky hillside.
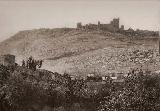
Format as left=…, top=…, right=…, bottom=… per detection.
left=0, top=28, right=159, bottom=75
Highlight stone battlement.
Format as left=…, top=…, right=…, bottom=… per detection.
left=77, top=18, right=158, bottom=37
left=77, top=18, right=120, bottom=32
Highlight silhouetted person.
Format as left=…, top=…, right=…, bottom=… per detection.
left=38, top=60, right=43, bottom=68
left=22, top=60, right=25, bottom=67
left=25, top=56, right=43, bottom=71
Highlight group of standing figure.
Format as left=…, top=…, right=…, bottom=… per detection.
left=22, top=56, right=43, bottom=71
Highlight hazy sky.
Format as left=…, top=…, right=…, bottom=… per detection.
left=0, top=0, right=159, bottom=41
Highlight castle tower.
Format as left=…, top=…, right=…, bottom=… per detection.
left=120, top=25, right=124, bottom=30
left=98, top=21, right=100, bottom=26
left=98, top=21, right=101, bottom=29
left=112, top=18, right=119, bottom=29
left=77, top=22, right=82, bottom=29
left=0, top=54, right=15, bottom=66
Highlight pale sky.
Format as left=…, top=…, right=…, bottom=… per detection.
left=0, top=0, right=159, bottom=41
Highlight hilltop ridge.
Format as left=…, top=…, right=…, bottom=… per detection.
left=0, top=27, right=158, bottom=75
left=0, top=28, right=126, bottom=60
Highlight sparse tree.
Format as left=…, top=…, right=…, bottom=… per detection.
left=24, top=56, right=43, bottom=71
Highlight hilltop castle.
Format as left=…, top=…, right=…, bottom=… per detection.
left=77, top=18, right=123, bottom=32
left=76, top=18, right=158, bottom=37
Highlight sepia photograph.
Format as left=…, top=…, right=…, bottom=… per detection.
left=0, top=0, right=160, bottom=111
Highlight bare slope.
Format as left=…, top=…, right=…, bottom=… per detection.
left=0, top=28, right=158, bottom=75
left=0, top=28, right=128, bottom=61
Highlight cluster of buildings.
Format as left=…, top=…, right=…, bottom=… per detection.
left=77, top=18, right=159, bottom=37
left=0, top=54, right=151, bottom=84
left=86, top=72, right=125, bottom=83
left=68, top=72, right=125, bottom=84
left=120, top=28, right=159, bottom=37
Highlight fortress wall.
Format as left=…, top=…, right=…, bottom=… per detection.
left=77, top=18, right=120, bottom=32
left=99, top=24, right=117, bottom=32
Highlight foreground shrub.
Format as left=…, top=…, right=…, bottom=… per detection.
left=98, top=73, right=160, bottom=111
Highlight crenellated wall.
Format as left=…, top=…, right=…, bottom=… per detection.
left=76, top=18, right=120, bottom=32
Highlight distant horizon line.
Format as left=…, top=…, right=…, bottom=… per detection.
left=1, top=19, right=159, bottom=42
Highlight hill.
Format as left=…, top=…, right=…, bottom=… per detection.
left=0, top=28, right=159, bottom=76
